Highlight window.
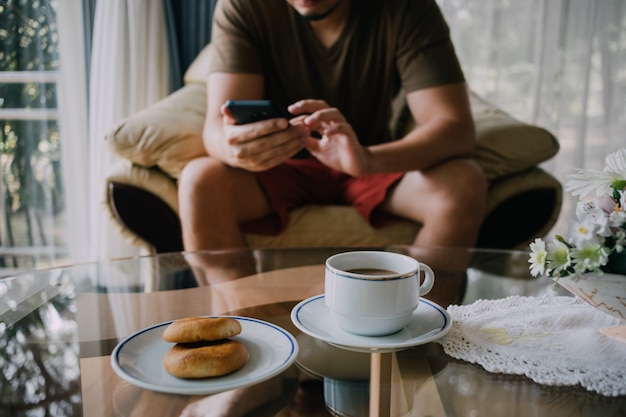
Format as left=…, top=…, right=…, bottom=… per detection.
left=0, top=0, right=67, bottom=274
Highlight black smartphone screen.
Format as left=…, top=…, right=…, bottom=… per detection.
left=225, top=100, right=290, bottom=124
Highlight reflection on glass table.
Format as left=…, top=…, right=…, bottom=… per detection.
left=0, top=247, right=624, bottom=417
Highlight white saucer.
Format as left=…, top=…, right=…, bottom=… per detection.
left=291, top=295, right=451, bottom=352
left=111, top=316, right=298, bottom=395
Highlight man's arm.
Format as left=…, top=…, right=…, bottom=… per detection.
left=365, top=82, right=476, bottom=174
left=296, top=82, right=475, bottom=177
left=202, top=72, right=307, bottom=172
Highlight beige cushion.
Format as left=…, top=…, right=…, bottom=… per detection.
left=470, top=93, right=559, bottom=179
left=183, top=43, right=212, bottom=85
left=105, top=42, right=559, bottom=181
left=246, top=205, right=420, bottom=248
left=391, top=92, right=559, bottom=181
left=105, top=84, right=207, bottom=178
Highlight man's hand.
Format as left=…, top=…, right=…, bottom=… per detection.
left=288, top=99, right=371, bottom=177
left=221, top=103, right=308, bottom=172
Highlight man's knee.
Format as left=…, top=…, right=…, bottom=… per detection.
left=424, top=158, right=486, bottom=216
left=179, top=157, right=228, bottom=198
left=384, top=158, right=485, bottom=222
left=446, top=158, right=487, bottom=217
left=455, top=159, right=486, bottom=193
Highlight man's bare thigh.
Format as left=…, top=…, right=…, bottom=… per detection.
left=202, top=158, right=274, bottom=222
left=379, top=158, right=481, bottom=223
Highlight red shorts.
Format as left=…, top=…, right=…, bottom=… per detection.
left=240, top=157, right=404, bottom=235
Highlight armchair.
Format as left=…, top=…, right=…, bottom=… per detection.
left=103, top=44, right=562, bottom=254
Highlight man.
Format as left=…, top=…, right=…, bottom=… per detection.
left=177, top=0, right=487, bottom=252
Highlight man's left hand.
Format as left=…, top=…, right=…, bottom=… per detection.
left=288, top=99, right=371, bottom=177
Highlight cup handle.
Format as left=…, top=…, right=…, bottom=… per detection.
left=419, top=264, right=435, bottom=296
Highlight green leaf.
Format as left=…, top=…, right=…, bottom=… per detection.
left=613, top=179, right=626, bottom=192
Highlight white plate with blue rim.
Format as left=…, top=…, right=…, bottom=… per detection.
left=111, top=316, right=299, bottom=395
left=291, top=295, right=451, bottom=353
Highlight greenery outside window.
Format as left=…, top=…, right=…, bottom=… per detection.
left=0, top=0, right=67, bottom=274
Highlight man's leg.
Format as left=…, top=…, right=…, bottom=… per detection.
left=177, top=157, right=275, bottom=283
left=380, top=157, right=487, bottom=248
left=178, top=156, right=273, bottom=251
left=381, top=158, right=487, bottom=306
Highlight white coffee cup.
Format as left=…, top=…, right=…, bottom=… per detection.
left=325, top=251, right=435, bottom=336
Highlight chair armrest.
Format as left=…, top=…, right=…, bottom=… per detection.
left=479, top=167, right=562, bottom=248
left=104, top=161, right=182, bottom=253
left=105, top=163, right=561, bottom=253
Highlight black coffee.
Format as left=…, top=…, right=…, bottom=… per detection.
left=345, top=268, right=398, bottom=275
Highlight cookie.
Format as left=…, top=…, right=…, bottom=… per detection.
left=163, top=339, right=249, bottom=378
left=163, top=317, right=242, bottom=343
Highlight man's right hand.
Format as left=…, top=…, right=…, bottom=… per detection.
left=220, top=104, right=309, bottom=172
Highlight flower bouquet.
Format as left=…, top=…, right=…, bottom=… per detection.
left=528, top=148, right=626, bottom=320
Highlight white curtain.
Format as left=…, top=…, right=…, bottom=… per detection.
left=59, top=0, right=170, bottom=331
left=87, top=0, right=170, bottom=262
left=438, top=0, right=626, bottom=239
left=57, top=1, right=90, bottom=264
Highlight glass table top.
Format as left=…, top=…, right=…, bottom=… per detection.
left=1, top=246, right=624, bottom=417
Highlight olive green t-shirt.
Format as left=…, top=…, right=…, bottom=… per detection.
left=209, top=0, right=465, bottom=145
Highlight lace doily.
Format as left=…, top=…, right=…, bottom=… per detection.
left=436, top=295, right=626, bottom=397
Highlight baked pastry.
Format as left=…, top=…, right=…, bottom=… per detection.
left=163, top=340, right=249, bottom=378
left=163, top=317, right=242, bottom=343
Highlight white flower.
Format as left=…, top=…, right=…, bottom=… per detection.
left=528, top=238, right=547, bottom=277
left=604, top=148, right=626, bottom=178
left=529, top=149, right=626, bottom=279
left=576, top=201, right=598, bottom=221
left=574, top=201, right=611, bottom=240
left=570, top=219, right=600, bottom=246
left=566, top=168, right=613, bottom=198
left=546, top=239, right=572, bottom=276
left=571, top=241, right=609, bottom=274
left=565, top=148, right=626, bottom=198
left=595, top=196, right=619, bottom=214
left=609, top=207, right=626, bottom=229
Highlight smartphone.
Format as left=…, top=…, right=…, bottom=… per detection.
left=225, top=100, right=291, bottom=124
